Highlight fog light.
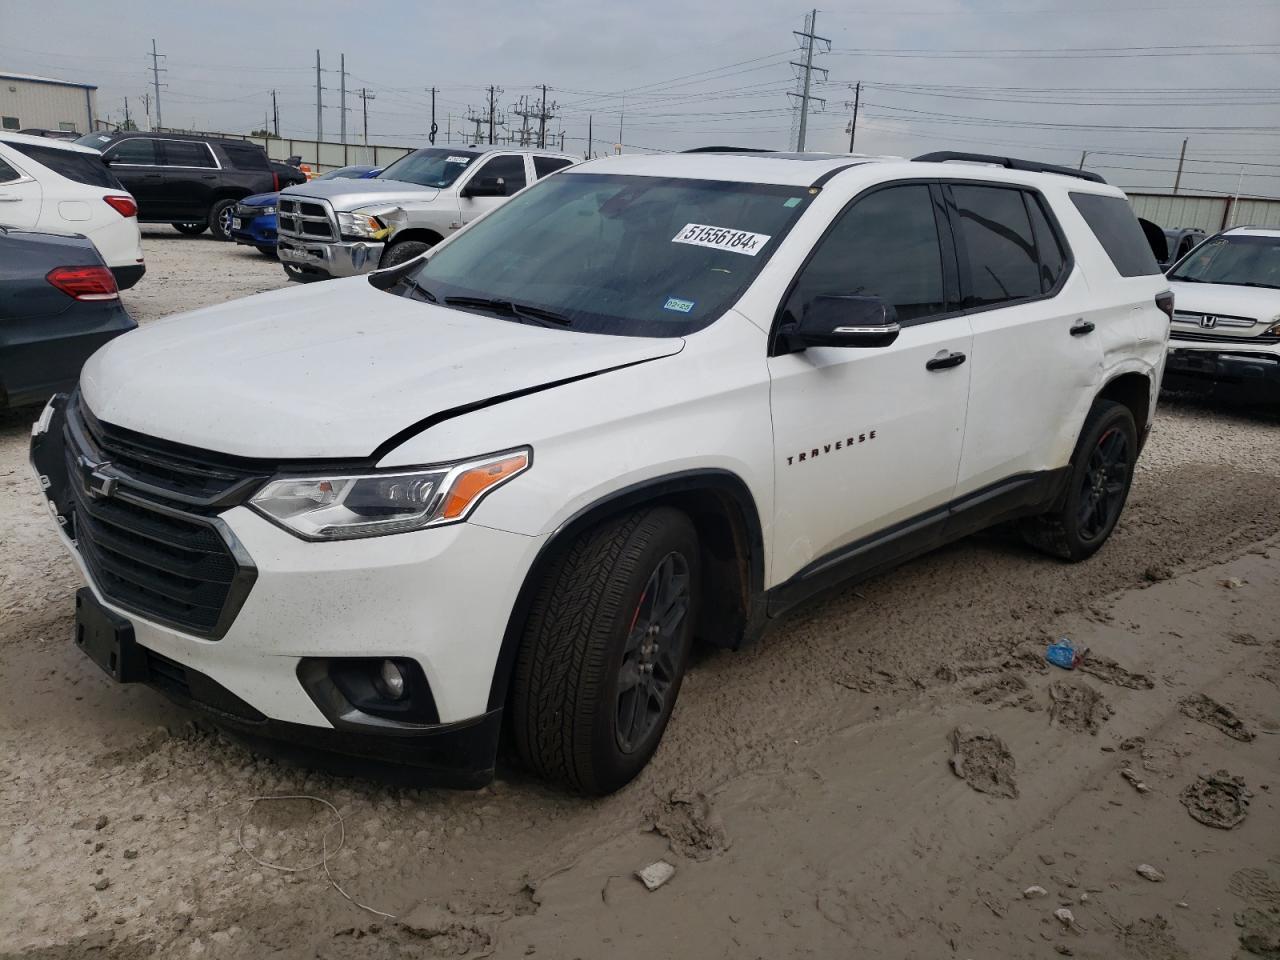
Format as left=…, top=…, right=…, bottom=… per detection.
left=379, top=659, right=406, bottom=700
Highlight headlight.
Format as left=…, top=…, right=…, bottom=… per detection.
left=249, top=448, right=530, bottom=540
left=260, top=205, right=277, bottom=216
left=337, top=205, right=397, bottom=241
left=1267, top=314, right=1280, bottom=337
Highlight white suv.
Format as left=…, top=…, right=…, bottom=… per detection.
left=1164, top=226, right=1280, bottom=403
left=31, top=150, right=1170, bottom=794
left=0, top=132, right=145, bottom=288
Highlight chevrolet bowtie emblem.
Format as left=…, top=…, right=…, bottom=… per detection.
left=77, top=454, right=118, bottom=499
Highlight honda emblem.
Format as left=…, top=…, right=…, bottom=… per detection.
left=1199, top=315, right=1218, bottom=329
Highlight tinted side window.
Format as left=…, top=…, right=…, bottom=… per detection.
left=473, top=154, right=526, bottom=193
left=1070, top=192, right=1162, bottom=277
left=220, top=142, right=269, bottom=170
left=952, top=184, right=1040, bottom=307
left=1026, top=193, right=1068, bottom=293
left=8, top=143, right=122, bottom=188
left=0, top=155, right=19, bottom=183
left=533, top=156, right=572, bottom=179
left=163, top=141, right=216, bottom=168
left=784, top=184, right=947, bottom=325
left=106, top=138, right=159, bottom=165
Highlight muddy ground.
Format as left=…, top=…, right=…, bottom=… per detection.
left=1, top=232, right=1278, bottom=959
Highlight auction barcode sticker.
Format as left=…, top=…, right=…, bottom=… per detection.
left=446, top=155, right=472, bottom=164
left=672, top=223, right=772, bottom=256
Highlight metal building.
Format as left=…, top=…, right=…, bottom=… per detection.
left=0, top=72, right=98, bottom=135
left=1129, top=191, right=1280, bottom=233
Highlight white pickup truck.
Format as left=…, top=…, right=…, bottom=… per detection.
left=275, top=146, right=576, bottom=281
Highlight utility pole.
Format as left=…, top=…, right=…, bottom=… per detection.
left=845, top=82, right=861, bottom=152
left=618, top=98, right=624, bottom=153
left=315, top=50, right=324, bottom=141
left=1078, top=150, right=1088, bottom=170
left=446, top=113, right=452, bottom=144
left=587, top=114, right=592, bottom=159
left=149, top=39, right=166, bottom=130
left=141, top=92, right=151, bottom=131
left=1173, top=137, right=1188, bottom=194
left=122, top=97, right=131, bottom=129
left=272, top=89, right=279, bottom=137
left=358, top=88, right=375, bottom=145
left=485, top=85, right=504, bottom=145
left=788, top=10, right=830, bottom=152
left=539, top=84, right=548, bottom=148
left=428, top=87, right=438, bottom=145
left=339, top=53, right=348, bottom=145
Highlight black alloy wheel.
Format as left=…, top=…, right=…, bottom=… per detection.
left=615, top=551, right=691, bottom=755
left=1077, top=426, right=1129, bottom=542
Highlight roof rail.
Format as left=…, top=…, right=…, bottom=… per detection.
left=912, top=151, right=1107, bottom=185
left=681, top=146, right=778, bottom=154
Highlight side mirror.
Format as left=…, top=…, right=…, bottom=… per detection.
left=462, top=176, right=506, bottom=198
left=783, top=295, right=900, bottom=351
left=100, top=155, right=114, bottom=165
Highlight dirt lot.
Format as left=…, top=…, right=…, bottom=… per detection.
left=2, top=231, right=1278, bottom=959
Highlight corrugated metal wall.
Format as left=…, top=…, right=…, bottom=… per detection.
left=1130, top=192, right=1280, bottom=232
left=0, top=78, right=96, bottom=133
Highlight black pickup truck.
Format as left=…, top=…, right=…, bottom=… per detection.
left=75, top=132, right=278, bottom=240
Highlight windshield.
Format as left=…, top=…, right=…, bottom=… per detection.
left=393, top=172, right=813, bottom=337
left=74, top=133, right=114, bottom=150
left=1169, top=234, right=1280, bottom=289
left=376, top=148, right=479, bottom=188
left=317, top=165, right=373, bottom=181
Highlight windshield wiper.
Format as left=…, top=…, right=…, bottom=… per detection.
left=398, top=276, right=437, bottom=302
left=444, top=296, right=572, bottom=327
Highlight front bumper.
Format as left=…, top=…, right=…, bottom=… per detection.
left=1164, top=341, right=1280, bottom=402
left=31, top=395, right=543, bottom=785
left=230, top=213, right=277, bottom=247
left=277, top=237, right=384, bottom=278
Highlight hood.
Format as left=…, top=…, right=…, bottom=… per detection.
left=79, top=279, right=684, bottom=460
left=1168, top=280, right=1280, bottom=326
left=240, top=192, right=279, bottom=207
left=281, top=177, right=440, bottom=210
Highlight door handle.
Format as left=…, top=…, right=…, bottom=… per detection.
left=925, top=350, right=967, bottom=371
left=1070, top=320, right=1096, bottom=337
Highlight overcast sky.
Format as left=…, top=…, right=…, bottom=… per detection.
left=2, top=0, right=1277, bottom=195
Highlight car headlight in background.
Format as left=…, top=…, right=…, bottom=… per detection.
left=1267, top=315, right=1280, bottom=337
left=337, top=204, right=399, bottom=241
left=248, top=448, right=531, bottom=540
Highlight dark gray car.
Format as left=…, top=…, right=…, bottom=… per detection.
left=0, top=227, right=136, bottom=409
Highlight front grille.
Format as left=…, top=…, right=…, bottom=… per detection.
left=1170, top=330, right=1280, bottom=345
left=277, top=196, right=336, bottom=241
left=60, top=394, right=258, bottom=638
left=1172, top=310, right=1255, bottom=329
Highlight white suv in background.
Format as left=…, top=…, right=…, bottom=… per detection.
left=1164, top=226, right=1280, bottom=403
left=32, top=149, right=1170, bottom=794
left=0, top=132, right=145, bottom=289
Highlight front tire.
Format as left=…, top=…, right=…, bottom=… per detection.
left=511, top=507, right=700, bottom=795
left=208, top=199, right=237, bottom=241
left=379, top=239, right=432, bottom=269
left=1021, top=400, right=1137, bottom=562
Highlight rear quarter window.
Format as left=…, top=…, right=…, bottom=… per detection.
left=219, top=142, right=270, bottom=171
left=1070, top=192, right=1161, bottom=278
left=7, top=142, right=122, bottom=189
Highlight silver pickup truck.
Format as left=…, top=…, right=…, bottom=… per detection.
left=276, top=146, right=576, bottom=280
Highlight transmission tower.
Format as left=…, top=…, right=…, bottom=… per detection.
left=787, top=10, right=830, bottom=152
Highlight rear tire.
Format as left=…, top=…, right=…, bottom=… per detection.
left=379, top=239, right=432, bottom=269
left=511, top=507, right=700, bottom=795
left=1021, top=400, right=1137, bottom=562
left=256, top=245, right=278, bottom=259
left=173, top=222, right=206, bottom=236
left=208, top=199, right=237, bottom=241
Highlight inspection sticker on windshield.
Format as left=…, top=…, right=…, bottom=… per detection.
left=663, top=297, right=695, bottom=313
left=672, top=223, right=771, bottom=256
left=445, top=155, right=472, bottom=164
